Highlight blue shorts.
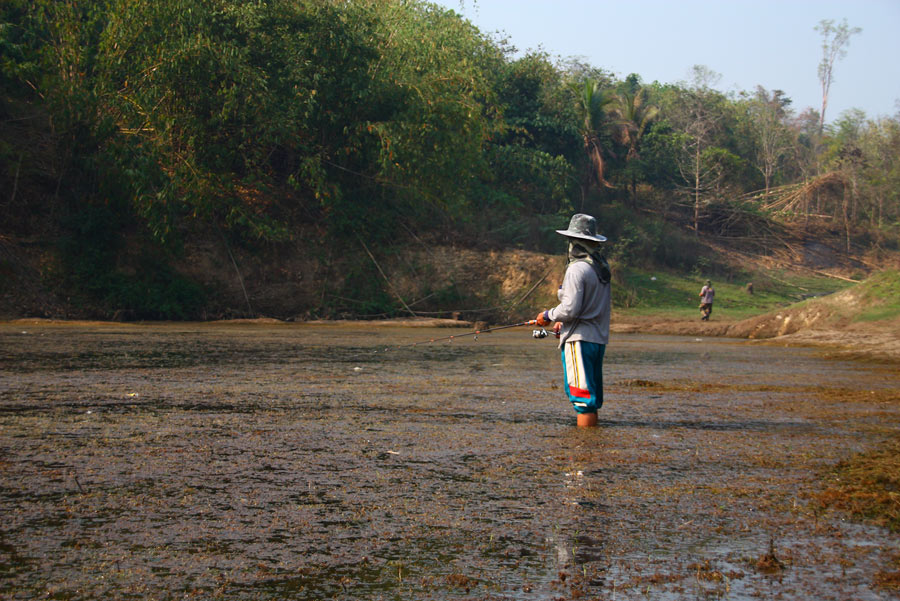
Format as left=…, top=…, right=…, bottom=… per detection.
left=560, top=340, right=605, bottom=414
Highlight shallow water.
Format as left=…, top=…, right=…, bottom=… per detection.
left=1, top=323, right=898, bottom=600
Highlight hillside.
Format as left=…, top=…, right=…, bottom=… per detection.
left=611, top=269, right=900, bottom=362
left=726, top=269, right=900, bottom=361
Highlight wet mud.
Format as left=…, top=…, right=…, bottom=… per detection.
left=1, top=323, right=899, bottom=600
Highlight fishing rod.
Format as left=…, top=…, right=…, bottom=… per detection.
left=400, top=319, right=550, bottom=347
left=353, top=319, right=554, bottom=359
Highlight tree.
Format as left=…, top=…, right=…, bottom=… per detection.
left=489, top=52, right=578, bottom=216
left=745, top=86, right=794, bottom=195
left=609, top=75, right=659, bottom=204
left=858, top=117, right=900, bottom=228
left=670, top=66, right=734, bottom=233
left=814, top=18, right=861, bottom=134
left=829, top=109, right=867, bottom=251
left=571, top=79, right=615, bottom=206
left=785, top=107, right=822, bottom=221
left=361, top=0, right=505, bottom=233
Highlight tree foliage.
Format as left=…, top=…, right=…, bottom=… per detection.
left=0, top=1, right=897, bottom=318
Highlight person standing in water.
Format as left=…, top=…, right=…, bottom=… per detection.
left=699, top=280, right=715, bottom=321
left=536, top=214, right=611, bottom=428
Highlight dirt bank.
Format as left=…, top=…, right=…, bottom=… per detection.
left=612, top=314, right=900, bottom=363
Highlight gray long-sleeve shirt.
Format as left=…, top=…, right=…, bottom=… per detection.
left=547, top=260, right=611, bottom=347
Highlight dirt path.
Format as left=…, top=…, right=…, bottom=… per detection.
left=1, top=323, right=898, bottom=599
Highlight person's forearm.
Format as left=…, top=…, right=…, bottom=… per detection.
left=548, top=295, right=582, bottom=322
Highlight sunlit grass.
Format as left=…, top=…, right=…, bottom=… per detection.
left=614, top=267, right=851, bottom=320
left=854, top=270, right=900, bottom=322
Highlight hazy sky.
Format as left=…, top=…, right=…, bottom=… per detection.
left=432, top=0, right=900, bottom=123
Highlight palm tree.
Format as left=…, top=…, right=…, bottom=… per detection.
left=609, top=86, right=659, bottom=204
left=571, top=80, right=615, bottom=205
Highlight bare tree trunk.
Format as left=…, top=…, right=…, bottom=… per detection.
left=9, top=153, right=22, bottom=207
left=842, top=183, right=851, bottom=255
left=693, top=145, right=701, bottom=233
left=218, top=226, right=253, bottom=317
left=819, top=88, right=829, bottom=136
left=803, top=189, right=809, bottom=231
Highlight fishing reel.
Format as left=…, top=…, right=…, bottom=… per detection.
left=532, top=327, right=549, bottom=339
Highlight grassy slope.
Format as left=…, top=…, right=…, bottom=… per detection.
left=730, top=269, right=900, bottom=333
left=615, top=267, right=854, bottom=322
left=852, top=269, right=900, bottom=323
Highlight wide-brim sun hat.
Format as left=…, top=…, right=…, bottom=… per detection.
left=555, top=213, right=607, bottom=243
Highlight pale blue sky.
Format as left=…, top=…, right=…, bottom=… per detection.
left=433, top=0, right=900, bottom=123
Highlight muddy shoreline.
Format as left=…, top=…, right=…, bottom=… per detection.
left=8, top=314, right=899, bottom=363
left=609, top=315, right=900, bottom=364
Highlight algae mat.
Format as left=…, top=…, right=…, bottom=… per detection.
left=1, top=323, right=898, bottom=600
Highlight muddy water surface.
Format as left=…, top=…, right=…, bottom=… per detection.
left=1, top=323, right=899, bottom=600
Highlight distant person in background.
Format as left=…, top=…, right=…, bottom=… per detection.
left=746, top=282, right=754, bottom=295
left=699, top=280, right=715, bottom=321
left=536, top=213, right=611, bottom=428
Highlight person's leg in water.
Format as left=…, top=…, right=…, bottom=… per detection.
left=561, top=340, right=605, bottom=427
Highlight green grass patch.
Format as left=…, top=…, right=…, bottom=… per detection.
left=854, top=270, right=900, bottom=323
left=856, top=307, right=900, bottom=323
left=615, top=268, right=849, bottom=320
